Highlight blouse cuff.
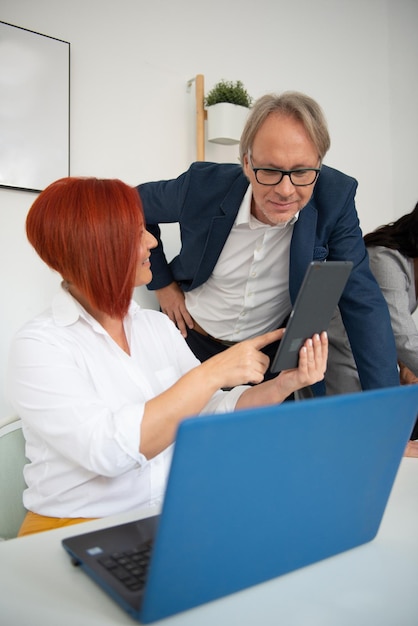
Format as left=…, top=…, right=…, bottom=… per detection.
left=113, top=404, right=147, bottom=466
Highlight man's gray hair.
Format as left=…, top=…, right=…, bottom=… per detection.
left=239, top=91, right=331, bottom=166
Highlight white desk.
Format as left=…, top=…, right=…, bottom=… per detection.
left=1, top=458, right=418, bottom=626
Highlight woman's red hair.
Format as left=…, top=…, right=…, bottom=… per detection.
left=26, top=177, right=144, bottom=318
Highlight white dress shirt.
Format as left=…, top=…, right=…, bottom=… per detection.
left=7, top=287, right=247, bottom=518
left=185, top=185, right=298, bottom=341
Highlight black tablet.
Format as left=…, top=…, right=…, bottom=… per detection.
left=270, top=261, right=353, bottom=372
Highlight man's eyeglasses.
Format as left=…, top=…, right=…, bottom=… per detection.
left=248, top=152, right=321, bottom=187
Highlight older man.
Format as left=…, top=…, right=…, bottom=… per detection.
left=137, top=91, right=399, bottom=393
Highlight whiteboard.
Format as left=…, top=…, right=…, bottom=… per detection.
left=0, top=21, right=70, bottom=192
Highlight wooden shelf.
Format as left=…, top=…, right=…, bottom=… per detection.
left=188, top=74, right=207, bottom=161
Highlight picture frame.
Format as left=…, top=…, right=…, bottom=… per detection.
left=0, top=21, right=70, bottom=192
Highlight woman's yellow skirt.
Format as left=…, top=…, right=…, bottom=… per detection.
left=18, top=511, right=97, bottom=537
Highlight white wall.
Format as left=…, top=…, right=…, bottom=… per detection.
left=1, top=0, right=417, bottom=419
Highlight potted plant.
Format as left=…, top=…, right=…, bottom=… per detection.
left=204, top=79, right=253, bottom=145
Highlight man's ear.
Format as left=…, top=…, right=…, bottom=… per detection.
left=242, top=153, right=251, bottom=179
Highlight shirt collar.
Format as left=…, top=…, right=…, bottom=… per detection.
left=235, top=185, right=254, bottom=226
left=52, top=283, right=140, bottom=328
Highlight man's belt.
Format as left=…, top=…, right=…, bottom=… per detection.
left=192, top=321, right=238, bottom=347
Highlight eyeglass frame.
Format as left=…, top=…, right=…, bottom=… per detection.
left=247, top=150, right=321, bottom=187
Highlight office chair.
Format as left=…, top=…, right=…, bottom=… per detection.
left=0, top=416, right=28, bottom=540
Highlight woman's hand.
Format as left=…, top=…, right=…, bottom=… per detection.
left=404, top=440, right=418, bottom=457
left=399, top=362, right=418, bottom=385
left=205, top=329, right=328, bottom=393
left=141, top=329, right=327, bottom=458
left=201, top=329, right=286, bottom=388
left=141, top=328, right=286, bottom=458
left=274, top=331, right=328, bottom=398
left=235, top=331, right=328, bottom=409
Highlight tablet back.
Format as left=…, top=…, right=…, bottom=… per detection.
left=271, top=260, right=353, bottom=372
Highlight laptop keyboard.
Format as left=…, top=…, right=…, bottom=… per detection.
left=97, top=540, right=153, bottom=592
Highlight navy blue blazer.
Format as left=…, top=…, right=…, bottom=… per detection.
left=138, top=162, right=399, bottom=391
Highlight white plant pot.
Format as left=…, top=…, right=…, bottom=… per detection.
left=206, top=102, right=250, bottom=145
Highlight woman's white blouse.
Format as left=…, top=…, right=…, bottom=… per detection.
left=7, top=288, right=246, bottom=518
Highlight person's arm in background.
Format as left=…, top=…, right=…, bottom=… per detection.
left=368, top=246, right=418, bottom=376
left=338, top=253, right=399, bottom=390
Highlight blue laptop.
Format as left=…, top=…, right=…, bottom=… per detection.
left=62, top=385, right=418, bottom=623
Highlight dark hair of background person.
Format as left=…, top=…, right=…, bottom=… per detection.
left=364, top=201, right=418, bottom=258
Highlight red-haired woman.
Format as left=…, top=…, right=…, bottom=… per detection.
left=8, top=177, right=328, bottom=536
